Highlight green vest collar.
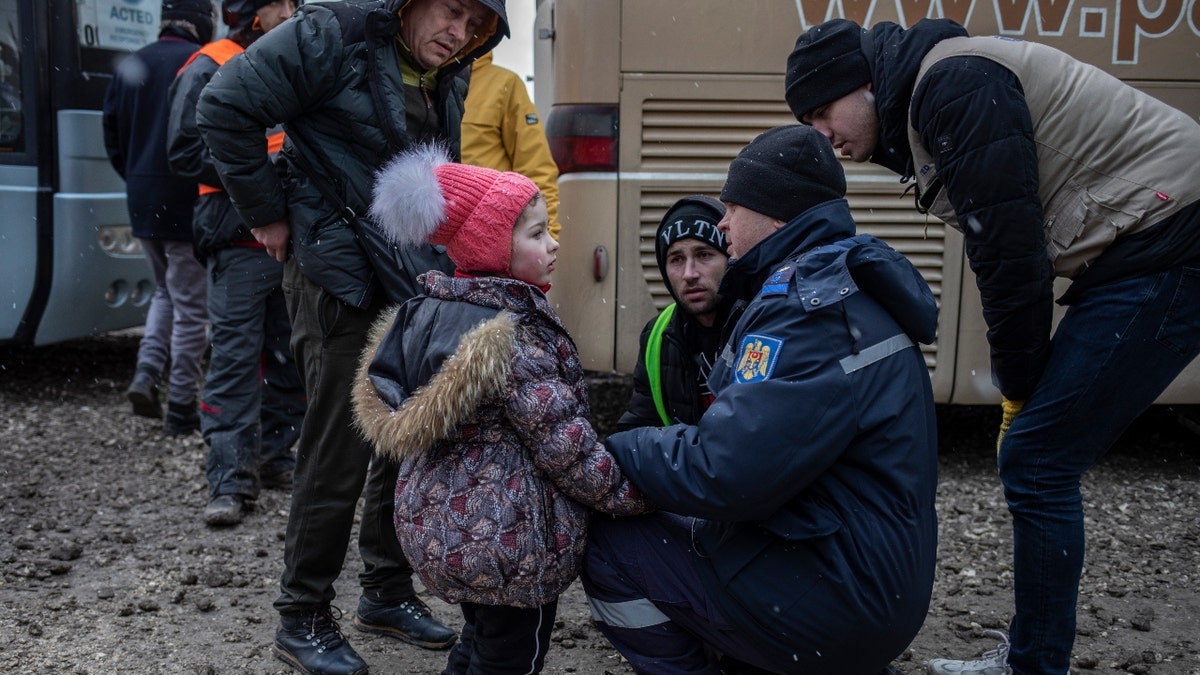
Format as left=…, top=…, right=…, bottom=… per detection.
left=395, top=36, right=440, bottom=91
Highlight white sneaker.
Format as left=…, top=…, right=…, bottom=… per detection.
left=927, top=630, right=1012, bottom=675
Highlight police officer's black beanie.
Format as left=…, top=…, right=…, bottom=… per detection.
left=719, top=125, right=846, bottom=224
left=784, top=19, right=872, bottom=122
left=162, top=0, right=215, bottom=43
left=654, top=195, right=728, bottom=276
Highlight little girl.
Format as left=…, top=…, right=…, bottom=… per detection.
left=352, top=145, right=652, bottom=675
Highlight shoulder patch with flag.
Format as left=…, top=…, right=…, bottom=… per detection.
left=734, top=333, right=783, bottom=383
left=760, top=264, right=794, bottom=297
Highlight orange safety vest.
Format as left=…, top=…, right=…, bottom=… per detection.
left=180, top=39, right=285, bottom=196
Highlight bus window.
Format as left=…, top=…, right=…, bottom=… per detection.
left=0, top=0, right=20, bottom=150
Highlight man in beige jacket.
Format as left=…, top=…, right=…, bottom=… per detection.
left=785, top=17, right=1200, bottom=675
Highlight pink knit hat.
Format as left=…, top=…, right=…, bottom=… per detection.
left=370, top=145, right=540, bottom=275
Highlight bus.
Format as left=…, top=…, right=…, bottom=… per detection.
left=0, top=0, right=161, bottom=346
left=534, top=0, right=1200, bottom=404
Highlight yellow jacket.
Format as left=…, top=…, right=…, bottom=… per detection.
left=462, top=52, right=561, bottom=238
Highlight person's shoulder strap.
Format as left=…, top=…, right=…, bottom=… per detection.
left=645, top=303, right=677, bottom=426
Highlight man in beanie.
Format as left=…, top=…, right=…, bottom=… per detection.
left=102, top=0, right=215, bottom=434
left=166, top=0, right=301, bottom=529
left=194, top=1, right=509, bottom=673
left=581, top=125, right=940, bottom=674
left=616, top=196, right=732, bottom=430
left=786, top=18, right=1200, bottom=675
left=352, top=144, right=649, bottom=675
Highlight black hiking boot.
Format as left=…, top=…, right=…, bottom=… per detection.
left=272, top=607, right=368, bottom=675
left=353, top=595, right=457, bottom=650
left=165, top=401, right=200, bottom=436
left=203, top=494, right=245, bottom=527
left=126, top=364, right=162, bottom=419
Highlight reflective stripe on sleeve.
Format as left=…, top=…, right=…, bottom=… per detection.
left=585, top=595, right=671, bottom=629
left=839, top=333, right=915, bottom=374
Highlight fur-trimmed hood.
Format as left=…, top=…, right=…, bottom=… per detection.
left=347, top=270, right=651, bottom=609
left=353, top=306, right=516, bottom=461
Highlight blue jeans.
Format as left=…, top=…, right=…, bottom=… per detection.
left=999, top=262, right=1200, bottom=674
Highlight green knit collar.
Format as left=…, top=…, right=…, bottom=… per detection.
left=395, top=36, right=439, bottom=91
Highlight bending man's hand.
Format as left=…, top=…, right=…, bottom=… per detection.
left=997, top=396, right=1025, bottom=454
left=252, top=219, right=291, bottom=262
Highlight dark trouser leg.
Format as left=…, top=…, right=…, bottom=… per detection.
left=441, top=611, right=475, bottom=675
left=275, top=261, right=411, bottom=612
left=582, top=513, right=776, bottom=674
left=442, top=602, right=558, bottom=675
left=204, top=248, right=277, bottom=499
left=358, top=454, right=415, bottom=600
left=259, top=283, right=304, bottom=476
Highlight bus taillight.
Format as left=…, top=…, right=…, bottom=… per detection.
left=545, top=104, right=618, bottom=173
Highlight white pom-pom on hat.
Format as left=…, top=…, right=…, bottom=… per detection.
left=370, top=144, right=451, bottom=247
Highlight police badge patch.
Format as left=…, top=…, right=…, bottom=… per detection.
left=760, top=264, right=794, bottom=297
left=734, top=333, right=784, bottom=383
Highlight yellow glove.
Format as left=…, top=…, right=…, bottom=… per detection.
left=997, top=397, right=1025, bottom=454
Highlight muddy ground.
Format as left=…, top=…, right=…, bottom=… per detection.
left=1, top=331, right=1198, bottom=674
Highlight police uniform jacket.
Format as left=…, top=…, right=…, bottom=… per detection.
left=603, top=199, right=940, bottom=673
